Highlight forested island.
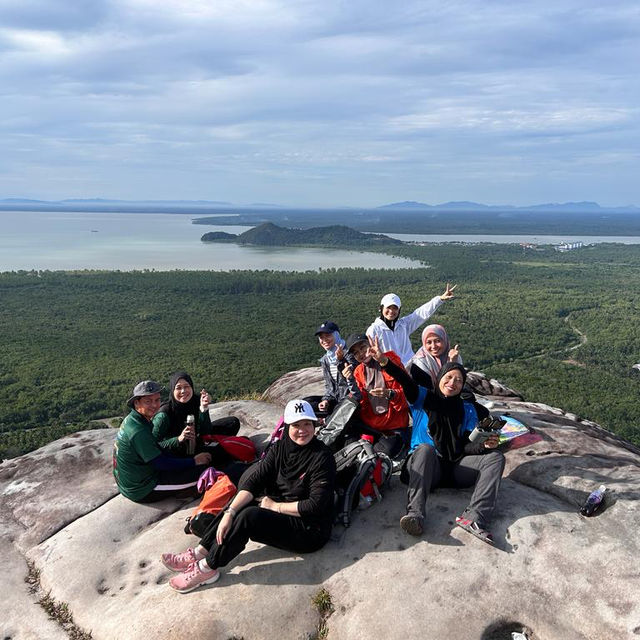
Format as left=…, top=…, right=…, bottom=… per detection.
left=201, top=222, right=403, bottom=247
left=1, top=241, right=640, bottom=459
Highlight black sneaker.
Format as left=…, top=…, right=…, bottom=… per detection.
left=400, top=514, right=424, bottom=536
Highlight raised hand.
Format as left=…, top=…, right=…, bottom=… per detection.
left=200, top=388, right=211, bottom=411
left=440, top=282, right=457, bottom=300
left=449, top=344, right=460, bottom=361
left=368, top=335, right=384, bottom=362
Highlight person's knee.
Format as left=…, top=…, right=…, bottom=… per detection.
left=407, top=444, right=437, bottom=481
left=234, top=505, right=261, bottom=529
left=410, top=443, right=436, bottom=466
left=482, top=449, right=505, bottom=473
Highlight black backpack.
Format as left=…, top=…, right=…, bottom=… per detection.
left=333, top=438, right=392, bottom=528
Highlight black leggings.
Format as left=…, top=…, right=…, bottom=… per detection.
left=200, top=506, right=330, bottom=570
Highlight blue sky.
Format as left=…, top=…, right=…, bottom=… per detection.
left=1, top=0, right=639, bottom=207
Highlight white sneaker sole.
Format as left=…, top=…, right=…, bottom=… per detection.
left=170, top=569, right=221, bottom=593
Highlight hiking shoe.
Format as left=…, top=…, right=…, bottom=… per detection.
left=455, top=515, right=494, bottom=545
left=161, top=547, right=198, bottom=572
left=400, top=514, right=424, bottom=536
left=169, top=563, right=220, bottom=593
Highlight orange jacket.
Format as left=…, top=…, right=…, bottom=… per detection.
left=354, top=351, right=409, bottom=432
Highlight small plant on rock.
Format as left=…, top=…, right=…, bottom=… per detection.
left=309, top=588, right=334, bottom=639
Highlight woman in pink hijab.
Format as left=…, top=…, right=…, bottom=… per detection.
left=407, top=324, right=462, bottom=391
left=407, top=325, right=490, bottom=421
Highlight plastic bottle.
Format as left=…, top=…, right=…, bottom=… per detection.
left=580, top=484, right=606, bottom=517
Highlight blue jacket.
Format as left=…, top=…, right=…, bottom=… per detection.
left=409, top=385, right=478, bottom=455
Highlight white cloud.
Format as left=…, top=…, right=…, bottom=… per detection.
left=0, top=0, right=638, bottom=205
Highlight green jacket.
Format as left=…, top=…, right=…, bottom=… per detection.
left=152, top=409, right=212, bottom=453
left=113, top=409, right=162, bottom=501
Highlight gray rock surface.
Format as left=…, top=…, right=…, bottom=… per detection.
left=261, top=366, right=324, bottom=405
left=2, top=369, right=639, bottom=640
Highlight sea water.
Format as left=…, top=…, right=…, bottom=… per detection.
left=3, top=210, right=639, bottom=272
left=0, top=210, right=420, bottom=272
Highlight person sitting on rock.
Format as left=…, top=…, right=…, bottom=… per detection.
left=368, top=338, right=505, bottom=544
left=366, top=283, right=457, bottom=365
left=152, top=371, right=241, bottom=469
left=407, top=325, right=490, bottom=421
left=407, top=324, right=462, bottom=391
left=161, top=399, right=336, bottom=593
left=309, top=321, right=361, bottom=418
left=113, top=380, right=212, bottom=503
left=341, top=333, right=409, bottom=459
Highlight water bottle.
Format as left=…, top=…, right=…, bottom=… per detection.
left=580, top=484, right=606, bottom=517
left=186, top=414, right=196, bottom=455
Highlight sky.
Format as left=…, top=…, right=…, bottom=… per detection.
left=1, top=0, right=639, bottom=208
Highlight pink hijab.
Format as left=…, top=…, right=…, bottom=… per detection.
left=409, top=324, right=460, bottom=388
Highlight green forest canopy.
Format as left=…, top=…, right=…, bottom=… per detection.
left=1, top=241, right=639, bottom=458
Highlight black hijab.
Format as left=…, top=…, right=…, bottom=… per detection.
left=277, top=421, right=325, bottom=487
left=157, top=371, right=201, bottom=433
left=423, top=362, right=468, bottom=462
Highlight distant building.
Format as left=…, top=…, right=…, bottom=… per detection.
left=555, top=241, right=584, bottom=252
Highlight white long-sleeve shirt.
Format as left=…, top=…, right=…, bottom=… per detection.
left=366, top=295, right=443, bottom=365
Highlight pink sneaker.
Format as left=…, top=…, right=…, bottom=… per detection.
left=169, top=563, right=220, bottom=593
left=161, top=547, right=198, bottom=572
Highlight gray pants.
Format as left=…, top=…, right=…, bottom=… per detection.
left=406, top=444, right=505, bottom=527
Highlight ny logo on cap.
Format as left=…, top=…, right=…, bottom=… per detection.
left=294, top=402, right=305, bottom=413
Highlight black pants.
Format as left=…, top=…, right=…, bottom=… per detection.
left=344, top=417, right=409, bottom=459
left=200, top=505, right=330, bottom=570
left=138, top=464, right=208, bottom=503
left=197, top=416, right=242, bottom=469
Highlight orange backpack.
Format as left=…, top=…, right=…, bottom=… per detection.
left=184, top=472, right=237, bottom=537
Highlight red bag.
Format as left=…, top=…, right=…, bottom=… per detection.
left=185, top=473, right=237, bottom=537
left=202, top=434, right=257, bottom=462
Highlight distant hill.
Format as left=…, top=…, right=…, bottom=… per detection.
left=201, top=222, right=403, bottom=247
left=378, top=200, right=640, bottom=213
left=2, top=197, right=639, bottom=214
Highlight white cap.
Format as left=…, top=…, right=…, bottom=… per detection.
left=380, top=293, right=401, bottom=308
left=283, top=399, right=318, bottom=424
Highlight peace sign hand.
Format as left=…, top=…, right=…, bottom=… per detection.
left=368, top=335, right=384, bottom=362
left=440, top=282, right=457, bottom=301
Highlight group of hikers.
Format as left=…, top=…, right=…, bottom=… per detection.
left=112, top=283, right=506, bottom=593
